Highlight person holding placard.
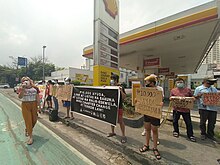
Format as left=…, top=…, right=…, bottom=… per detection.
left=141, top=74, right=163, bottom=146
left=194, top=77, right=218, bottom=141
left=139, top=75, right=163, bottom=160
left=63, top=77, right=74, bottom=120
left=170, top=77, right=196, bottom=142
left=107, top=74, right=127, bottom=143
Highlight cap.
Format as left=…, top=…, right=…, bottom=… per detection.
left=203, top=76, right=217, bottom=83
left=144, top=75, right=157, bottom=82
left=64, top=77, right=71, bottom=82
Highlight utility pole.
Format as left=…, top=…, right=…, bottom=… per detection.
left=42, top=45, right=46, bottom=81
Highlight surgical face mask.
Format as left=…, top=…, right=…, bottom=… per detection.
left=65, top=81, right=70, bottom=85
left=23, top=80, right=30, bottom=87
left=110, top=80, right=115, bottom=86
left=176, top=82, right=184, bottom=88
left=207, top=81, right=214, bottom=86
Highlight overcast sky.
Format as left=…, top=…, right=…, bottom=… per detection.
left=0, top=0, right=213, bottom=68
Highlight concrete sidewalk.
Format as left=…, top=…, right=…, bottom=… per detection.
left=57, top=101, right=220, bottom=165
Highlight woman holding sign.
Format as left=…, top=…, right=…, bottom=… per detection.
left=139, top=75, right=163, bottom=160
left=170, top=77, right=196, bottom=142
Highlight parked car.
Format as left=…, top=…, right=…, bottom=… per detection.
left=0, top=83, right=10, bottom=89
left=14, top=83, right=21, bottom=93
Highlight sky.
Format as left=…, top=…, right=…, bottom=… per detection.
left=0, top=0, right=213, bottom=68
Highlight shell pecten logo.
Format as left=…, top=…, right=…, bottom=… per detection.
left=103, top=0, right=118, bottom=19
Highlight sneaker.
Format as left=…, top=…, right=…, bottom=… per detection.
left=150, top=137, right=160, bottom=145
left=157, top=140, right=160, bottom=145
left=207, top=135, right=217, bottom=141
left=189, top=136, right=196, bottom=142
left=142, top=130, right=146, bottom=136
left=201, top=135, right=206, bottom=140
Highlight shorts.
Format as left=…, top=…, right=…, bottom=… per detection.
left=144, top=115, right=160, bottom=126
left=46, top=95, right=52, bottom=101
left=118, top=109, right=123, bottom=121
left=63, top=101, right=71, bottom=107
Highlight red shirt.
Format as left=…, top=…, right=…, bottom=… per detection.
left=170, top=87, right=193, bottom=112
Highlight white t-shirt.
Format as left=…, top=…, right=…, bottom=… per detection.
left=22, top=87, right=38, bottom=102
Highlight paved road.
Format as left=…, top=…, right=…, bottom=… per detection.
left=0, top=93, right=95, bottom=165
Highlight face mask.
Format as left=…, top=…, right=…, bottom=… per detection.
left=207, top=82, right=214, bottom=86
left=110, top=80, right=115, bottom=86
left=65, top=81, right=70, bottom=85
left=23, top=80, right=30, bottom=87
left=176, top=82, right=184, bottom=88
left=145, top=83, right=151, bottom=87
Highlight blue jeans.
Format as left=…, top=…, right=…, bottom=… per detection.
left=173, top=110, right=194, bottom=138
left=53, top=97, right=59, bottom=111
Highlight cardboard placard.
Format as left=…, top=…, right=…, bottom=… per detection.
left=135, top=88, right=163, bottom=119
left=51, top=85, right=58, bottom=97
left=171, top=96, right=194, bottom=109
left=56, top=85, right=73, bottom=101
left=37, top=85, right=46, bottom=109
left=203, top=93, right=220, bottom=106
left=132, top=81, right=141, bottom=106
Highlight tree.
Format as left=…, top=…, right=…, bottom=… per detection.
left=0, top=56, right=56, bottom=86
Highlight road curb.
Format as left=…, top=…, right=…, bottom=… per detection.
left=57, top=116, right=167, bottom=165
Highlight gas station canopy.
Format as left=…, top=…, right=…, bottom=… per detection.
left=83, top=1, right=220, bottom=74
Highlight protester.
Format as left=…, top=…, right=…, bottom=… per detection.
left=107, top=74, right=127, bottom=143
left=18, top=76, right=41, bottom=145
left=139, top=75, right=163, bottom=160
left=142, top=74, right=163, bottom=146
left=170, top=77, right=196, bottom=142
left=52, top=79, right=59, bottom=111
left=63, top=77, right=74, bottom=120
left=194, top=77, right=219, bottom=141
left=45, top=80, right=53, bottom=109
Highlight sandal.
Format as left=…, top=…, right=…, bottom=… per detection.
left=139, top=145, right=150, bottom=152
left=70, top=117, right=75, bottom=120
left=107, top=133, right=116, bottom=137
left=27, top=139, right=33, bottom=145
left=25, top=129, right=29, bottom=137
left=153, top=148, right=161, bottom=160
left=121, top=136, right=127, bottom=143
left=189, top=136, right=196, bottom=142
left=173, top=132, right=179, bottom=138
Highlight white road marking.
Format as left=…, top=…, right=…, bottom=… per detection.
left=4, top=95, right=96, bottom=165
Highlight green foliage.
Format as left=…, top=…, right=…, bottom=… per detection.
left=0, top=56, right=55, bottom=86
left=121, top=82, right=127, bottom=89
left=215, top=131, right=220, bottom=139
left=123, top=94, right=135, bottom=115
left=72, top=80, right=81, bottom=85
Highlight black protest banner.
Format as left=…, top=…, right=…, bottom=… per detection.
left=71, top=86, right=120, bottom=126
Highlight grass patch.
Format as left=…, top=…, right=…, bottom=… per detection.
left=215, top=131, right=220, bottom=139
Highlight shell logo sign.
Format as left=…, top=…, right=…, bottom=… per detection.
left=103, top=0, right=118, bottom=19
